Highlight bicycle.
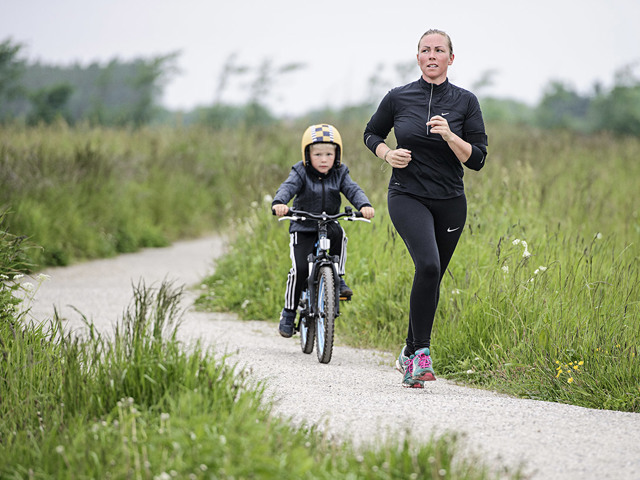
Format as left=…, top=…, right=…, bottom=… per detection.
left=277, top=206, right=370, bottom=363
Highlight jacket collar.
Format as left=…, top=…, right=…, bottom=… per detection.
left=306, top=163, right=333, bottom=179
left=418, top=76, right=449, bottom=94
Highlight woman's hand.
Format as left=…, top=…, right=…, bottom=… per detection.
left=360, top=206, right=375, bottom=219
left=427, top=115, right=454, bottom=142
left=384, top=148, right=412, bottom=168
left=272, top=204, right=289, bottom=217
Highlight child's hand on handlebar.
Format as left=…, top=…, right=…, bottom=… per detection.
left=360, top=206, right=375, bottom=219
left=272, top=204, right=290, bottom=217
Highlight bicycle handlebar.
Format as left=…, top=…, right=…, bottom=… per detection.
left=273, top=206, right=370, bottom=223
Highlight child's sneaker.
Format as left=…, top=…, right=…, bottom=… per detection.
left=412, top=347, right=436, bottom=381
left=278, top=309, right=296, bottom=338
left=402, top=355, right=424, bottom=388
left=339, top=278, right=353, bottom=298
left=395, top=345, right=410, bottom=374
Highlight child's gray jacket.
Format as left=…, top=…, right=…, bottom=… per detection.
left=272, top=161, right=371, bottom=233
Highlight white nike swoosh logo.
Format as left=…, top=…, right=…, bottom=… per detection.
left=441, top=112, right=450, bottom=116
left=447, top=227, right=461, bottom=232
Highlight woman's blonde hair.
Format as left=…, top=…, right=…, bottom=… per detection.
left=418, top=29, right=453, bottom=56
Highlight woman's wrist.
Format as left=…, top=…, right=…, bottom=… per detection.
left=383, top=148, right=392, bottom=162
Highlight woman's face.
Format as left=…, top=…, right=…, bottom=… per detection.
left=417, top=34, right=454, bottom=84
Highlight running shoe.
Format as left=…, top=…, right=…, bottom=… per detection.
left=412, top=347, right=436, bottom=381
left=278, top=309, right=296, bottom=338
left=402, top=355, right=424, bottom=388
left=395, top=345, right=410, bottom=374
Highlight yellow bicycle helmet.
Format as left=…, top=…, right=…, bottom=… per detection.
left=301, top=124, right=343, bottom=167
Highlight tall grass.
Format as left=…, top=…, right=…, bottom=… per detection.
left=0, top=122, right=300, bottom=266
left=197, top=125, right=640, bottom=413
left=0, top=281, right=511, bottom=479
left=2, top=121, right=638, bottom=413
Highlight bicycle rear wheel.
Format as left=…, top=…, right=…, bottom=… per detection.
left=315, top=265, right=336, bottom=364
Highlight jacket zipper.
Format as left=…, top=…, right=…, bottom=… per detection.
left=426, top=82, right=433, bottom=135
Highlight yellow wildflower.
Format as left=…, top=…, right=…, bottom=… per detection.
left=568, top=377, right=574, bottom=383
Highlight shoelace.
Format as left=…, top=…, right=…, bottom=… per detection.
left=404, top=356, right=414, bottom=374
left=416, top=353, right=432, bottom=369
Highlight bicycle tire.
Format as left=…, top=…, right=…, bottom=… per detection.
left=299, top=296, right=315, bottom=354
left=315, top=265, right=336, bottom=364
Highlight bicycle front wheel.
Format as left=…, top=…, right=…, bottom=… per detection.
left=315, top=265, right=336, bottom=364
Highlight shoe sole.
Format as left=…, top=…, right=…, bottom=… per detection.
left=402, top=380, right=424, bottom=389
left=413, top=371, right=436, bottom=381
left=278, top=329, right=293, bottom=338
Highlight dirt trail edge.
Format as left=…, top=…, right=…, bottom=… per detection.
left=26, top=236, right=640, bottom=480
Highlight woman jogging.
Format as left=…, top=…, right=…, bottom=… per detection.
left=363, top=29, right=488, bottom=388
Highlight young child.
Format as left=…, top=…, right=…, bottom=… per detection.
left=271, top=124, right=375, bottom=337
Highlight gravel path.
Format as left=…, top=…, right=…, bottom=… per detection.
left=25, top=236, right=640, bottom=480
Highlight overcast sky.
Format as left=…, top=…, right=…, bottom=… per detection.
left=3, top=0, right=639, bottom=116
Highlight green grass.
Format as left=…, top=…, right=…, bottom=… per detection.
left=1, top=120, right=637, bottom=475
left=196, top=125, right=640, bottom=413
left=0, top=123, right=299, bottom=266
left=0, top=280, right=513, bottom=479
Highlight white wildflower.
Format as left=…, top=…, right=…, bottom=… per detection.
left=512, top=239, right=521, bottom=245
left=241, top=299, right=250, bottom=309
left=501, top=265, right=509, bottom=274
left=596, top=232, right=603, bottom=240
left=22, top=282, right=34, bottom=291
left=263, top=194, right=273, bottom=204
left=451, top=288, right=461, bottom=295
left=36, top=273, right=51, bottom=281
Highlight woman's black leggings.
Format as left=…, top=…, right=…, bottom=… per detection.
left=387, top=191, right=467, bottom=353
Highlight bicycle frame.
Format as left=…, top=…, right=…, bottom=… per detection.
left=277, top=206, right=370, bottom=363
left=305, top=219, right=342, bottom=319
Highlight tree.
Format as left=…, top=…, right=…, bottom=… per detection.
left=589, top=63, right=640, bottom=136
left=0, top=38, right=26, bottom=120
left=27, top=83, right=73, bottom=125
left=535, top=81, right=591, bottom=131
left=127, top=52, right=179, bottom=126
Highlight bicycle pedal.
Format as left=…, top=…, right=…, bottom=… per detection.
left=339, top=295, right=351, bottom=301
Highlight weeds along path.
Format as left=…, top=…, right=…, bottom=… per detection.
left=28, top=236, right=640, bottom=480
